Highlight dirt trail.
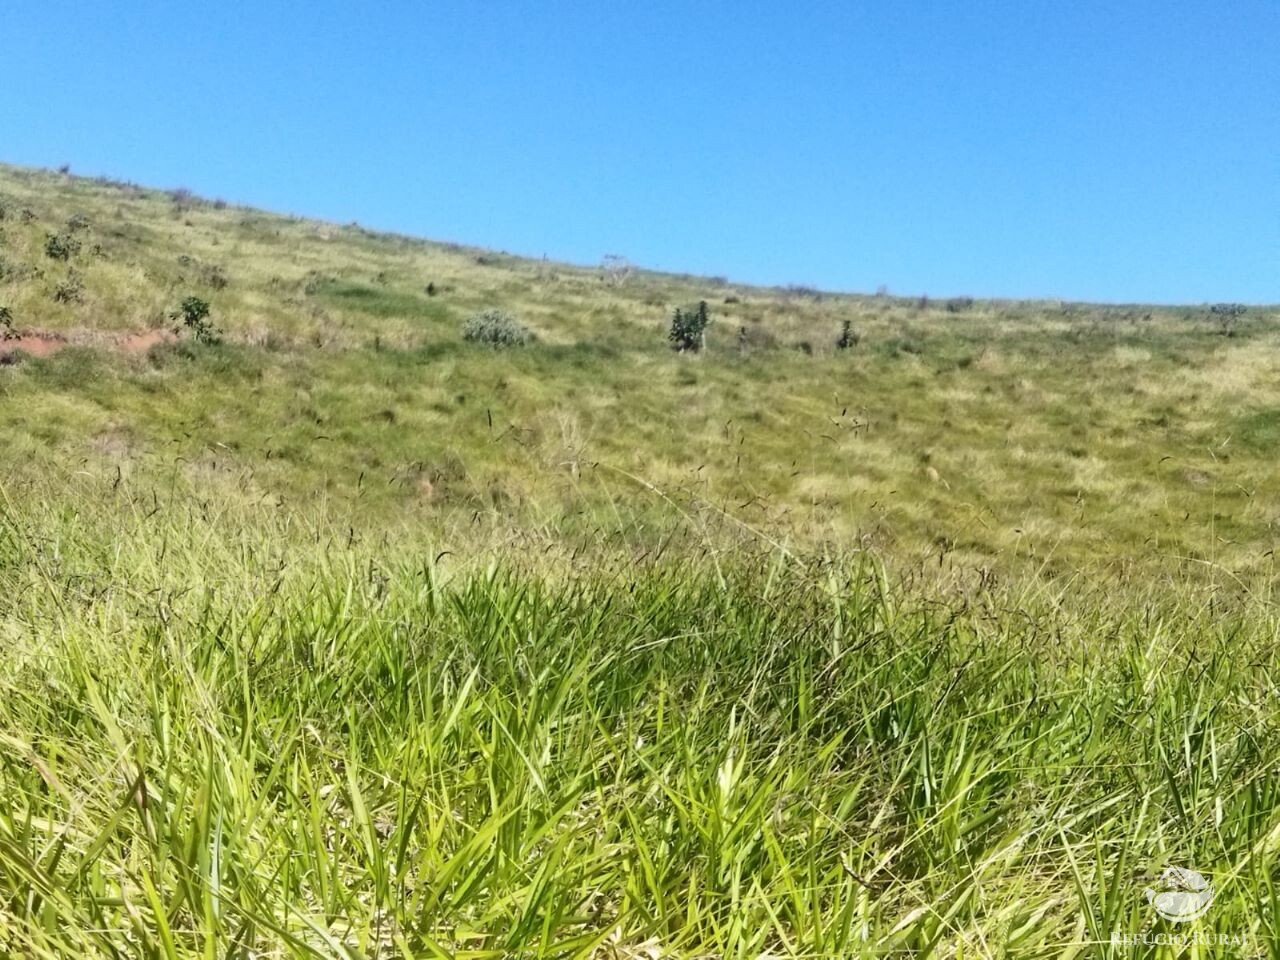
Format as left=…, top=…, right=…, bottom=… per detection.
left=0, top=329, right=177, bottom=361
left=0, top=335, right=67, bottom=360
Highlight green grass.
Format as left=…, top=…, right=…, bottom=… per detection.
left=2, top=505, right=1279, bottom=957
left=3, top=163, right=1280, bottom=956
left=312, top=280, right=452, bottom=324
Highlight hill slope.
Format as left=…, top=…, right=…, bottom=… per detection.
left=1, top=161, right=1278, bottom=573
left=4, top=163, right=1280, bottom=957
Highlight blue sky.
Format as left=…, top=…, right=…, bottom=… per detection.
left=3, top=2, right=1276, bottom=303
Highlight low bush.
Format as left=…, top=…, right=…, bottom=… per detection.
left=462, top=309, right=532, bottom=347
left=44, top=232, right=80, bottom=261
left=53, top=270, right=84, bottom=304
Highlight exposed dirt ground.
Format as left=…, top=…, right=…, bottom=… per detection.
left=0, top=329, right=176, bottom=361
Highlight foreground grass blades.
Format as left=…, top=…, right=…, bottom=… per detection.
left=0, top=506, right=1278, bottom=957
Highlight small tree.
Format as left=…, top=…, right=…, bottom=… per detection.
left=1209, top=303, right=1246, bottom=337
left=669, top=300, right=711, bottom=352
left=174, top=296, right=221, bottom=344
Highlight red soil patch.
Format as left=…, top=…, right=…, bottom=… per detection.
left=117, top=330, right=176, bottom=353
left=0, top=329, right=178, bottom=364
left=0, top=335, right=67, bottom=360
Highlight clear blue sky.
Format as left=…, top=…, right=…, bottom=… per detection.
left=4, top=2, right=1276, bottom=303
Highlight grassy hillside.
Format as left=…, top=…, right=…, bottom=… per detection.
left=2, top=162, right=1279, bottom=574
left=3, top=163, right=1280, bottom=958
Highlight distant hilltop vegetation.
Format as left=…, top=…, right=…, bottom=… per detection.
left=0, top=160, right=1276, bottom=575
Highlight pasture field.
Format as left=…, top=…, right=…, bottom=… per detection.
left=2, top=162, right=1280, bottom=957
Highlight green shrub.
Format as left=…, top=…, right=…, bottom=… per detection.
left=44, top=233, right=80, bottom=261
left=668, top=300, right=711, bottom=352
left=174, top=295, right=221, bottom=345
left=462, top=309, right=532, bottom=347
